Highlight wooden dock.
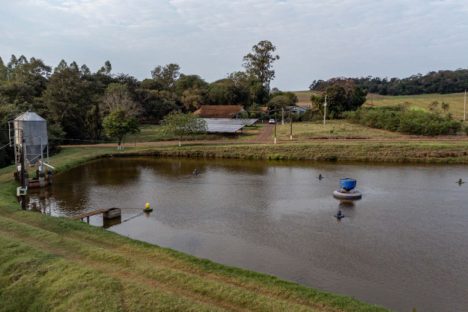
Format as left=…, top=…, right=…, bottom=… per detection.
left=73, top=208, right=121, bottom=222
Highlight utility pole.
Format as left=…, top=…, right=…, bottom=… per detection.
left=20, top=139, right=26, bottom=209
left=464, top=90, right=466, bottom=122
left=281, top=107, right=285, bottom=125
left=289, top=110, right=293, bottom=140
left=274, top=111, right=277, bottom=144
left=323, top=95, right=328, bottom=126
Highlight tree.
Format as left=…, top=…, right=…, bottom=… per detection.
left=175, top=74, right=208, bottom=94
left=181, top=88, right=206, bottom=111
left=268, top=91, right=297, bottom=109
left=243, top=40, right=279, bottom=95
left=151, top=63, right=180, bottom=90
left=0, top=57, right=7, bottom=81
left=1, top=57, right=50, bottom=101
left=101, top=83, right=142, bottom=149
left=268, top=92, right=298, bottom=124
left=54, top=59, right=68, bottom=73
left=43, top=67, right=96, bottom=140
left=80, top=64, right=91, bottom=76
left=227, top=71, right=255, bottom=106
left=207, top=79, right=238, bottom=104
left=311, top=81, right=367, bottom=118
left=101, top=83, right=141, bottom=117
left=97, top=60, right=112, bottom=76
left=310, top=69, right=468, bottom=95
left=69, top=61, right=79, bottom=72
left=161, top=112, right=207, bottom=146
left=135, top=88, right=178, bottom=122
left=103, top=110, right=139, bottom=149
left=7, top=55, right=18, bottom=73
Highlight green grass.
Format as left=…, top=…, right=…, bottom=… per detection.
left=293, top=90, right=318, bottom=106
left=275, top=120, right=402, bottom=141
left=367, top=93, right=467, bottom=120
left=126, top=124, right=223, bottom=142
left=0, top=146, right=388, bottom=311
left=143, top=142, right=468, bottom=163
left=126, top=124, right=261, bottom=143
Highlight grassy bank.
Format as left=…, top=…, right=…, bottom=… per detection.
left=0, top=147, right=387, bottom=311
left=133, top=141, right=468, bottom=164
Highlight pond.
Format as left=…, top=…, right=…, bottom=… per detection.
left=28, top=157, right=468, bottom=311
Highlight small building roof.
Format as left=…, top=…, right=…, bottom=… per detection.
left=15, top=111, right=46, bottom=122
left=194, top=105, right=244, bottom=118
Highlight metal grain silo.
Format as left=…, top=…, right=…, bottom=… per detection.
left=12, top=112, right=48, bottom=165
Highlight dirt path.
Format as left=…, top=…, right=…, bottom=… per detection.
left=249, top=124, right=274, bottom=143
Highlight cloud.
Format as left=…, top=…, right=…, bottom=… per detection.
left=1, top=0, right=468, bottom=89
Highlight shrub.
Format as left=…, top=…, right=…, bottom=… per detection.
left=346, top=106, right=461, bottom=136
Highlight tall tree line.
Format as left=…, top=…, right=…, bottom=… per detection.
left=310, top=69, right=468, bottom=95
left=0, top=40, right=280, bottom=167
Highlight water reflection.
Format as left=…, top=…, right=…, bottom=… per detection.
left=103, top=215, right=122, bottom=228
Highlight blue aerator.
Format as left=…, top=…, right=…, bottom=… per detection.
left=340, top=178, right=357, bottom=192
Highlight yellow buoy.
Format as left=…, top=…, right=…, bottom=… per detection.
left=144, top=202, right=153, bottom=212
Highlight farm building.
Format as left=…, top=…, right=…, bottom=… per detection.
left=193, top=105, right=257, bottom=133
left=288, top=106, right=308, bottom=115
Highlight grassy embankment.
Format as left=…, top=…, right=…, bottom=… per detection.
left=0, top=147, right=388, bottom=312
left=139, top=141, right=468, bottom=163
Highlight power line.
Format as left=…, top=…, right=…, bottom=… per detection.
left=0, top=143, right=10, bottom=151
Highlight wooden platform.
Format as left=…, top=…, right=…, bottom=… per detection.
left=73, top=208, right=121, bottom=221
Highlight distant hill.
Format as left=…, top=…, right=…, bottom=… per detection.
left=310, top=69, right=468, bottom=96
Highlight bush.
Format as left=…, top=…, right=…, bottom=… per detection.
left=465, top=125, right=468, bottom=136
left=300, top=109, right=323, bottom=121
left=346, top=106, right=461, bottom=136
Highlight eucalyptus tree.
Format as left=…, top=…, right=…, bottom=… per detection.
left=151, top=63, right=180, bottom=90
left=243, top=40, right=280, bottom=97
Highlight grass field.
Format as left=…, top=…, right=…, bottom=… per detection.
left=366, top=93, right=467, bottom=120
left=126, top=124, right=222, bottom=142
left=0, top=146, right=390, bottom=312
left=293, top=91, right=467, bottom=121
left=275, top=121, right=402, bottom=141
left=126, top=124, right=261, bottom=143
left=294, top=90, right=316, bottom=107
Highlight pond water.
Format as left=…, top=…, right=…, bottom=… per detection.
left=28, top=157, right=468, bottom=311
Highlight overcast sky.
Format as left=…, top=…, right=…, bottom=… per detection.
left=1, top=0, right=468, bottom=90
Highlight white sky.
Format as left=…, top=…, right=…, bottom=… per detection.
left=1, top=0, right=468, bottom=90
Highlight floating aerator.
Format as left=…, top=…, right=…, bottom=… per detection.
left=333, top=178, right=362, bottom=200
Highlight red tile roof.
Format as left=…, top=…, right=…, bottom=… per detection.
left=193, top=105, right=244, bottom=118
